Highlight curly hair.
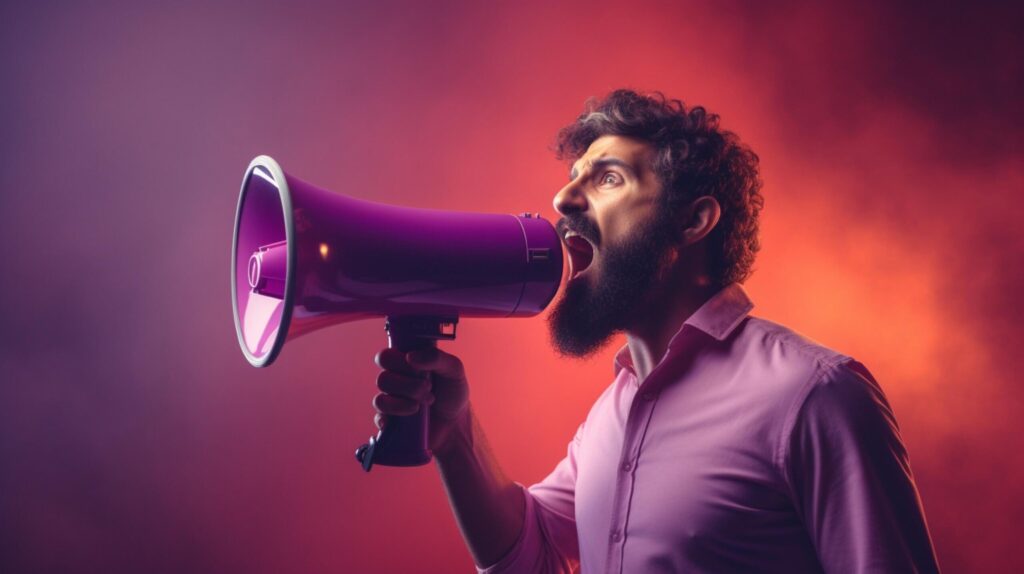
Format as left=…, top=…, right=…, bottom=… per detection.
left=555, top=89, right=764, bottom=286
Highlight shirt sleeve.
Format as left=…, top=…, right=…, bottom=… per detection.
left=781, top=359, right=941, bottom=573
left=477, top=423, right=583, bottom=574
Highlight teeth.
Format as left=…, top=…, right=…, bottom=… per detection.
left=563, top=230, right=594, bottom=249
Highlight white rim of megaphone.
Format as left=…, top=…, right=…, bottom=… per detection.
left=231, top=155, right=297, bottom=368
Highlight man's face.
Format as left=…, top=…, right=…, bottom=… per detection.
left=548, top=135, right=679, bottom=357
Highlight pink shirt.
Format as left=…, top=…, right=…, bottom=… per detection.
left=480, top=284, right=939, bottom=573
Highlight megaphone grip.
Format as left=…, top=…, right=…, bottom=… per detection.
left=356, top=317, right=456, bottom=471
left=360, top=400, right=432, bottom=469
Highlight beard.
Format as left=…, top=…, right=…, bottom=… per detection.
left=548, top=208, right=678, bottom=358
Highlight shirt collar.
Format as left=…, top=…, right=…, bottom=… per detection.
left=613, top=283, right=755, bottom=377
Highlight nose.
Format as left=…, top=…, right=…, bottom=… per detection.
left=552, top=179, right=587, bottom=216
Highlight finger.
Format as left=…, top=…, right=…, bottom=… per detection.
left=406, top=348, right=465, bottom=381
left=374, top=348, right=419, bottom=376
left=372, top=393, right=421, bottom=416
left=374, top=413, right=387, bottom=430
left=377, top=370, right=432, bottom=401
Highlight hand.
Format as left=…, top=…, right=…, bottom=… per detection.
left=373, top=346, right=470, bottom=454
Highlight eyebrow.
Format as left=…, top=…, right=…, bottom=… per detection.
left=569, top=157, right=636, bottom=181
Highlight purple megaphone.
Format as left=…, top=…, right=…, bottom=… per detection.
left=231, top=156, right=564, bottom=471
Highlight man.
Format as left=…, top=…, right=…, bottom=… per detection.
left=372, top=90, right=941, bottom=573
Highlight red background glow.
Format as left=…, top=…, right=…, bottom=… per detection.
left=1, top=1, right=1021, bottom=572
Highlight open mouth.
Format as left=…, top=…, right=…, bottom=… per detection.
left=564, top=231, right=596, bottom=281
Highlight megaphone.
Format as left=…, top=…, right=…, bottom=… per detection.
left=231, top=156, right=564, bottom=471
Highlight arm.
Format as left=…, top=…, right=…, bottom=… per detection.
left=374, top=348, right=579, bottom=573
left=781, top=360, right=941, bottom=573
left=433, top=405, right=526, bottom=567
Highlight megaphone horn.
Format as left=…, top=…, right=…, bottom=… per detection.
left=231, top=156, right=564, bottom=471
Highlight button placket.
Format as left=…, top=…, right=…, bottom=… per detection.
left=606, top=385, right=660, bottom=573
left=610, top=329, right=703, bottom=573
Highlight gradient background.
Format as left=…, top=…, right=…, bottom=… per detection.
left=1, top=1, right=1021, bottom=572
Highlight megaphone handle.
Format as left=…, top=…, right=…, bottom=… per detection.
left=356, top=318, right=453, bottom=472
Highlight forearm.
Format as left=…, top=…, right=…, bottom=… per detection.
left=434, top=405, right=525, bottom=568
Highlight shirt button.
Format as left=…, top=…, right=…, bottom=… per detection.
left=610, top=530, right=622, bottom=543
left=621, top=460, right=633, bottom=472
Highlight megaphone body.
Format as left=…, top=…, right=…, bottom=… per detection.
left=231, top=156, right=564, bottom=470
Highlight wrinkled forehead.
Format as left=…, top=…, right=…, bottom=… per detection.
left=570, top=134, right=657, bottom=177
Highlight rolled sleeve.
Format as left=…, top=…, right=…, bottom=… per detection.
left=477, top=425, right=583, bottom=574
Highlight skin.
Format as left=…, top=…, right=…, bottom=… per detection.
left=373, top=134, right=723, bottom=567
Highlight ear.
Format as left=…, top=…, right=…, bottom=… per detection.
left=680, top=196, right=721, bottom=246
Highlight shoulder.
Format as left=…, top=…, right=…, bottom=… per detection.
left=720, top=315, right=854, bottom=406
left=738, top=316, right=852, bottom=372
left=774, top=353, right=905, bottom=478
left=787, top=358, right=898, bottom=441
left=725, top=317, right=896, bottom=459
left=738, top=315, right=890, bottom=431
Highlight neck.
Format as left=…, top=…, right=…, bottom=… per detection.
left=625, top=278, right=719, bottom=383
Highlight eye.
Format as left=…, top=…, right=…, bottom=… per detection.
left=597, top=171, right=623, bottom=187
